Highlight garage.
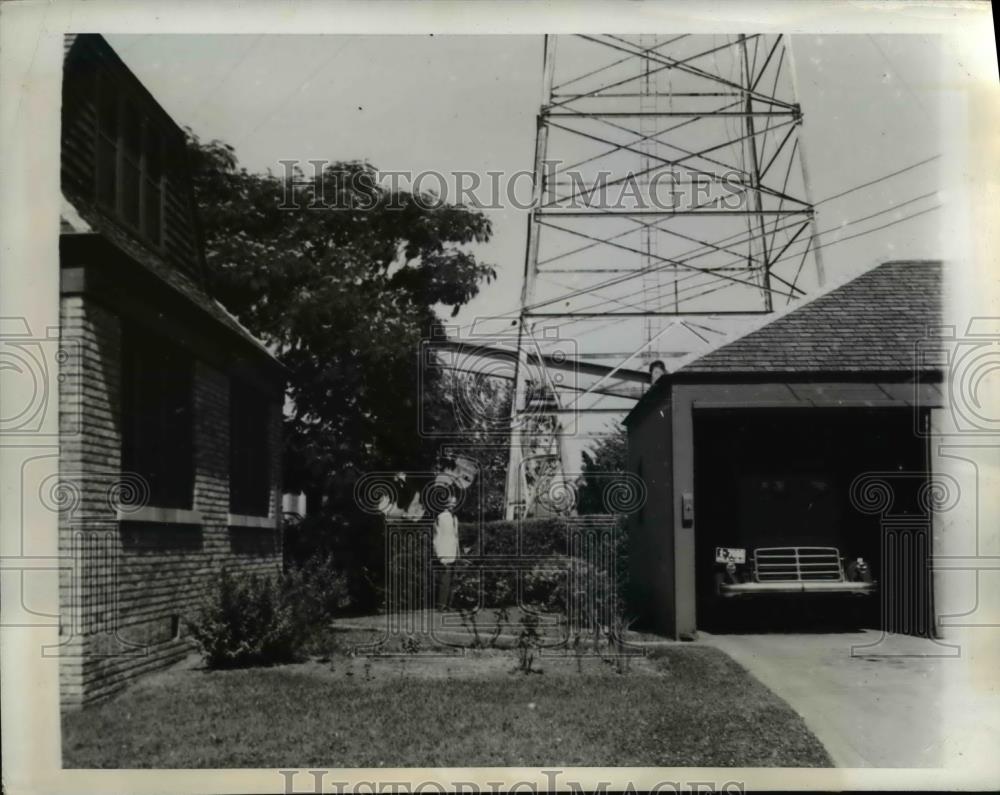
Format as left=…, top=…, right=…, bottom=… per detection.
left=625, top=260, right=943, bottom=639
left=693, top=407, right=931, bottom=634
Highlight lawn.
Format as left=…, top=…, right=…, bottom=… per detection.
left=63, top=642, right=831, bottom=768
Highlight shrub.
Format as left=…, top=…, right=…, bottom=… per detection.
left=283, top=553, right=351, bottom=626
left=458, top=515, right=630, bottom=614
left=187, top=568, right=302, bottom=668
left=371, top=515, right=631, bottom=616
left=283, top=511, right=383, bottom=613
left=521, top=554, right=619, bottom=633
left=462, top=515, right=626, bottom=557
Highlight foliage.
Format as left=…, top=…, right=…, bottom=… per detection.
left=284, top=511, right=384, bottom=612
left=460, top=515, right=626, bottom=558
left=521, top=554, right=620, bottom=637
left=186, top=135, right=497, bottom=597
left=437, top=369, right=511, bottom=524
left=282, top=553, right=351, bottom=626
left=607, top=612, right=637, bottom=675
left=489, top=605, right=511, bottom=647
left=516, top=612, right=542, bottom=674
left=186, top=569, right=302, bottom=669
left=453, top=516, right=631, bottom=624
left=188, top=556, right=355, bottom=668
left=577, top=423, right=628, bottom=514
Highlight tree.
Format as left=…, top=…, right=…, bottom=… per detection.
left=577, top=423, right=628, bottom=514
left=186, top=137, right=497, bottom=601
left=187, top=136, right=495, bottom=502
left=435, top=370, right=511, bottom=524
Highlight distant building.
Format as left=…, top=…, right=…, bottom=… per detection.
left=59, top=34, right=285, bottom=707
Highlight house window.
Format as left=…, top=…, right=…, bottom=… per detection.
left=95, top=71, right=164, bottom=247
left=121, top=325, right=194, bottom=509
left=229, top=384, right=271, bottom=517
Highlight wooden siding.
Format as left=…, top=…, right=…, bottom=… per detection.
left=62, top=34, right=204, bottom=283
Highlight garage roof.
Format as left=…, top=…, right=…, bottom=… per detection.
left=673, top=260, right=941, bottom=376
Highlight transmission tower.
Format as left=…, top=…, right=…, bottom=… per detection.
left=504, top=34, right=824, bottom=518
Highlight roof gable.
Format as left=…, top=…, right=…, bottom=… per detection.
left=674, top=260, right=942, bottom=376
left=61, top=34, right=206, bottom=282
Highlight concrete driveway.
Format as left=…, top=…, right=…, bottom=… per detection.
left=700, top=630, right=961, bottom=767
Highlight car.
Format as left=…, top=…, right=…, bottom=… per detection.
left=713, top=545, right=876, bottom=598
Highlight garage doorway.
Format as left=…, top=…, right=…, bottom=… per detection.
left=693, top=408, right=933, bottom=635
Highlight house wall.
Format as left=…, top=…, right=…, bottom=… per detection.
left=59, top=293, right=283, bottom=709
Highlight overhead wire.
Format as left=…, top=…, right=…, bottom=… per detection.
left=450, top=152, right=940, bottom=340
left=536, top=190, right=940, bottom=334
left=521, top=152, right=941, bottom=317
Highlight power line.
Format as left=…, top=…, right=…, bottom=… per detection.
left=866, top=35, right=932, bottom=117
left=450, top=152, right=941, bottom=337
left=524, top=188, right=938, bottom=320
left=234, top=40, right=354, bottom=148
left=441, top=203, right=943, bottom=408
left=815, top=154, right=940, bottom=206
left=187, top=35, right=265, bottom=121
left=540, top=191, right=940, bottom=334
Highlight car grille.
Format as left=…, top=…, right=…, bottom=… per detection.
left=753, top=547, right=844, bottom=582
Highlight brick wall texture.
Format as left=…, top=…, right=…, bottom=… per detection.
left=59, top=294, right=282, bottom=709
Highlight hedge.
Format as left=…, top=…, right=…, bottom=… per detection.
left=385, top=515, right=631, bottom=618
left=459, top=515, right=627, bottom=558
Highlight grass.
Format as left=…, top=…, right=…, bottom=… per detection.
left=63, top=644, right=831, bottom=768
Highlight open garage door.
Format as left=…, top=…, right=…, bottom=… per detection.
left=693, top=408, right=933, bottom=636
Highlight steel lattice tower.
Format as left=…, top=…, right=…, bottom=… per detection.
left=504, top=34, right=825, bottom=518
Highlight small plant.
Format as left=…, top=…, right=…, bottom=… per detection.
left=401, top=633, right=422, bottom=654
left=488, top=606, right=510, bottom=648
left=459, top=606, right=483, bottom=648
left=186, top=568, right=302, bottom=669
left=572, top=630, right=585, bottom=674
left=451, top=564, right=481, bottom=612
left=516, top=612, right=542, bottom=674
left=607, top=611, right=638, bottom=675
left=283, top=552, right=350, bottom=625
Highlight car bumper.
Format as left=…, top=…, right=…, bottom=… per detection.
left=718, top=581, right=877, bottom=598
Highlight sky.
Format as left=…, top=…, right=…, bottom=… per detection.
left=108, top=33, right=953, bottom=310
left=105, top=33, right=962, bottom=461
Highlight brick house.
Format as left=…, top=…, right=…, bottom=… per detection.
left=59, top=34, right=285, bottom=708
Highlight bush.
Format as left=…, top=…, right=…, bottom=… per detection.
left=187, top=568, right=303, bottom=668
left=521, top=554, right=619, bottom=631
left=283, top=511, right=383, bottom=613
left=283, top=553, right=351, bottom=626
left=460, top=515, right=626, bottom=557
left=349, top=515, right=631, bottom=616
left=458, top=515, right=630, bottom=613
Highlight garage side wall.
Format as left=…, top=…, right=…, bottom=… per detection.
left=626, top=387, right=676, bottom=635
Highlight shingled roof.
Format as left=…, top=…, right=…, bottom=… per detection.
left=673, top=260, right=941, bottom=376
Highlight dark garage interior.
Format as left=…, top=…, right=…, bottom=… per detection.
left=694, top=408, right=933, bottom=635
